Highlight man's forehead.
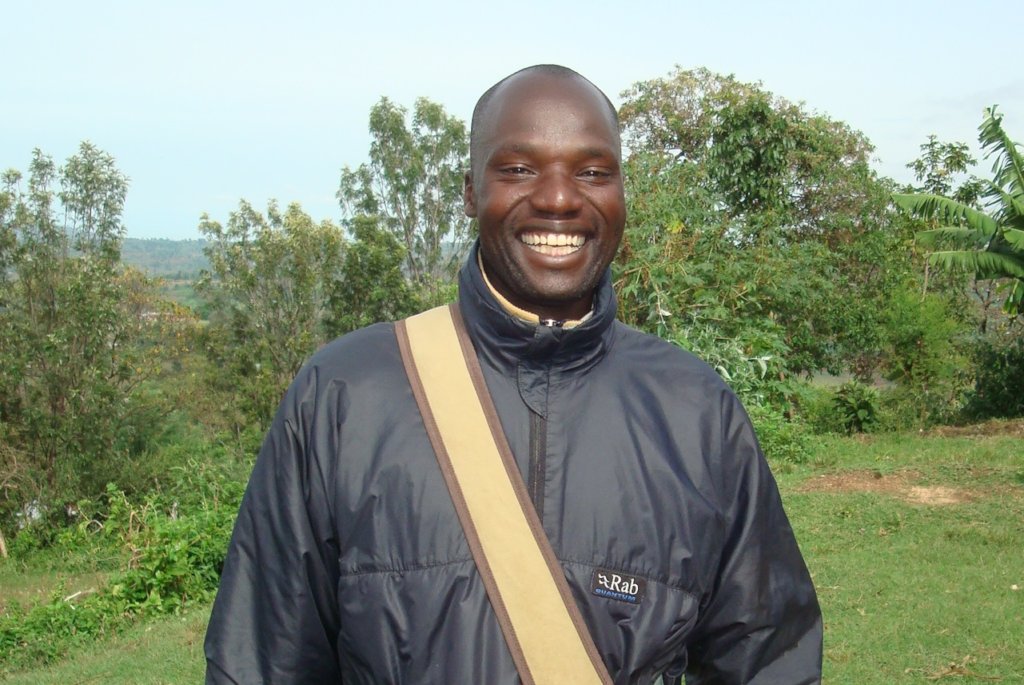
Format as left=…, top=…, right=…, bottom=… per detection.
left=480, top=72, right=614, bottom=128
left=475, top=73, right=619, bottom=152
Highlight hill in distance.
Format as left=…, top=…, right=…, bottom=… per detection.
left=121, top=238, right=209, bottom=279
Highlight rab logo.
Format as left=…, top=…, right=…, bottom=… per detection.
left=590, top=568, right=646, bottom=604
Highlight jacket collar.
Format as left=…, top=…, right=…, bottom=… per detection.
left=457, top=240, right=617, bottom=376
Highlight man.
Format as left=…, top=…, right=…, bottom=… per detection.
left=205, top=65, right=822, bottom=684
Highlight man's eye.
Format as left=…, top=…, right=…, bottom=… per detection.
left=580, top=169, right=611, bottom=179
left=503, top=166, right=531, bottom=175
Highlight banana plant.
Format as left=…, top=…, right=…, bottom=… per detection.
left=893, top=107, right=1024, bottom=314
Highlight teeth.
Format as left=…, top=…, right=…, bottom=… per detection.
left=528, top=243, right=579, bottom=256
left=520, top=233, right=586, bottom=254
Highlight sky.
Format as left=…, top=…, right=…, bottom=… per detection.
left=3, top=0, right=1022, bottom=240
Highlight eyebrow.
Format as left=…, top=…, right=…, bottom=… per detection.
left=488, top=142, right=619, bottom=161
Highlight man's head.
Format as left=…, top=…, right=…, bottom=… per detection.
left=465, top=65, right=625, bottom=322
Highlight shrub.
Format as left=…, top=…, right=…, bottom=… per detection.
left=0, top=478, right=242, bottom=673
left=791, top=382, right=846, bottom=435
left=746, top=403, right=818, bottom=466
left=833, top=381, right=880, bottom=434
left=879, top=289, right=969, bottom=427
left=963, top=336, right=1024, bottom=420
left=669, top=320, right=793, bottom=408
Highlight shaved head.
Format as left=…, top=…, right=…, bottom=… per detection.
left=469, top=65, right=619, bottom=181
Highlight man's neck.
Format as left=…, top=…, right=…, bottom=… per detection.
left=477, top=252, right=592, bottom=329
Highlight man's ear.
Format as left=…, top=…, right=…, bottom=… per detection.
left=463, top=170, right=477, bottom=218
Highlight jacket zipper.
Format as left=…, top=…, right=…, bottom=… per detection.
left=528, top=410, right=547, bottom=523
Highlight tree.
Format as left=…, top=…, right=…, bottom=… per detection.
left=0, top=143, right=192, bottom=512
left=325, top=215, right=421, bottom=337
left=905, top=135, right=983, bottom=204
left=615, top=67, right=910, bottom=387
left=619, top=67, right=884, bottom=246
left=893, top=107, right=1024, bottom=315
left=196, top=200, right=345, bottom=427
left=338, top=97, right=470, bottom=300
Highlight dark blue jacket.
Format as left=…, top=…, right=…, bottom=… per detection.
left=205, top=244, right=822, bottom=684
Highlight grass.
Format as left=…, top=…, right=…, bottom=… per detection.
left=0, top=606, right=209, bottom=684
left=0, top=545, right=117, bottom=616
left=1, top=426, right=1022, bottom=683
left=781, top=428, right=1024, bottom=683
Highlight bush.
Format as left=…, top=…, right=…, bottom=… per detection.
left=0, top=424, right=251, bottom=674
left=879, top=289, right=969, bottom=427
left=791, top=382, right=847, bottom=435
left=746, top=403, right=819, bottom=466
left=0, top=480, right=241, bottom=673
left=833, top=381, right=880, bottom=434
left=668, top=320, right=793, bottom=408
left=963, top=336, right=1024, bottom=420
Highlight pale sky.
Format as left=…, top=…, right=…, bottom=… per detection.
left=3, top=0, right=1021, bottom=239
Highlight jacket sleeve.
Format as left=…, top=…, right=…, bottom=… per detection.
left=204, top=366, right=343, bottom=684
left=685, top=396, right=822, bottom=685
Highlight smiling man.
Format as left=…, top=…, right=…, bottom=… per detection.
left=205, top=65, right=822, bottom=684
left=466, top=68, right=626, bottom=323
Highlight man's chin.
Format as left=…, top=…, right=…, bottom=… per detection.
left=506, top=279, right=599, bottom=320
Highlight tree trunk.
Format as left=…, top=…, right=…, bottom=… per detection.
left=0, top=527, right=8, bottom=559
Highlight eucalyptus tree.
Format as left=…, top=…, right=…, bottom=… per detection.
left=0, top=143, right=188, bottom=509
left=338, top=97, right=470, bottom=301
left=197, top=201, right=345, bottom=427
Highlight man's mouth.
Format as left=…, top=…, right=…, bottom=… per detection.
left=520, top=232, right=586, bottom=257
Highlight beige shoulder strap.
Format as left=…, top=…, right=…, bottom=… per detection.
left=395, top=304, right=612, bottom=685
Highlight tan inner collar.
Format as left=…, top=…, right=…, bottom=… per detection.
left=477, top=252, right=591, bottom=329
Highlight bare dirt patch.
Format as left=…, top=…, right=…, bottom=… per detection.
left=799, top=470, right=974, bottom=506
left=905, top=486, right=973, bottom=505
left=801, top=469, right=919, bottom=495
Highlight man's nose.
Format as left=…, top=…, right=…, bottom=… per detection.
left=529, top=169, right=583, bottom=216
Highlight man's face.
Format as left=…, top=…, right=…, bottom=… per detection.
left=465, top=73, right=626, bottom=322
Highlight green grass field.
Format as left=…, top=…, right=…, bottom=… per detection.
left=2, top=425, right=1022, bottom=683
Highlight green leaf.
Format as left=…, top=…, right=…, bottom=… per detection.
left=926, top=249, right=1024, bottom=280
left=979, top=106, right=1024, bottom=196
left=1002, top=227, right=1024, bottom=250
left=916, top=226, right=992, bottom=249
left=984, top=180, right=1024, bottom=226
left=892, top=193, right=1000, bottom=236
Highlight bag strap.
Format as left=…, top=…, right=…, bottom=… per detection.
left=395, top=304, right=612, bottom=685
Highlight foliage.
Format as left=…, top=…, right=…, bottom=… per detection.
left=0, top=144, right=194, bottom=519
left=613, top=154, right=793, bottom=407
left=789, top=383, right=845, bottom=435
left=962, top=334, right=1024, bottom=420
left=879, top=288, right=968, bottom=427
left=196, top=200, right=344, bottom=427
left=619, top=66, right=888, bottom=245
left=338, top=96, right=470, bottom=299
left=0, top=457, right=244, bottom=673
left=708, top=90, right=795, bottom=218
left=905, top=135, right=983, bottom=204
left=893, top=106, right=1024, bottom=315
left=326, top=215, right=422, bottom=337
left=615, top=67, right=912, bottom=390
left=745, top=403, right=818, bottom=466
left=832, top=380, right=880, bottom=434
